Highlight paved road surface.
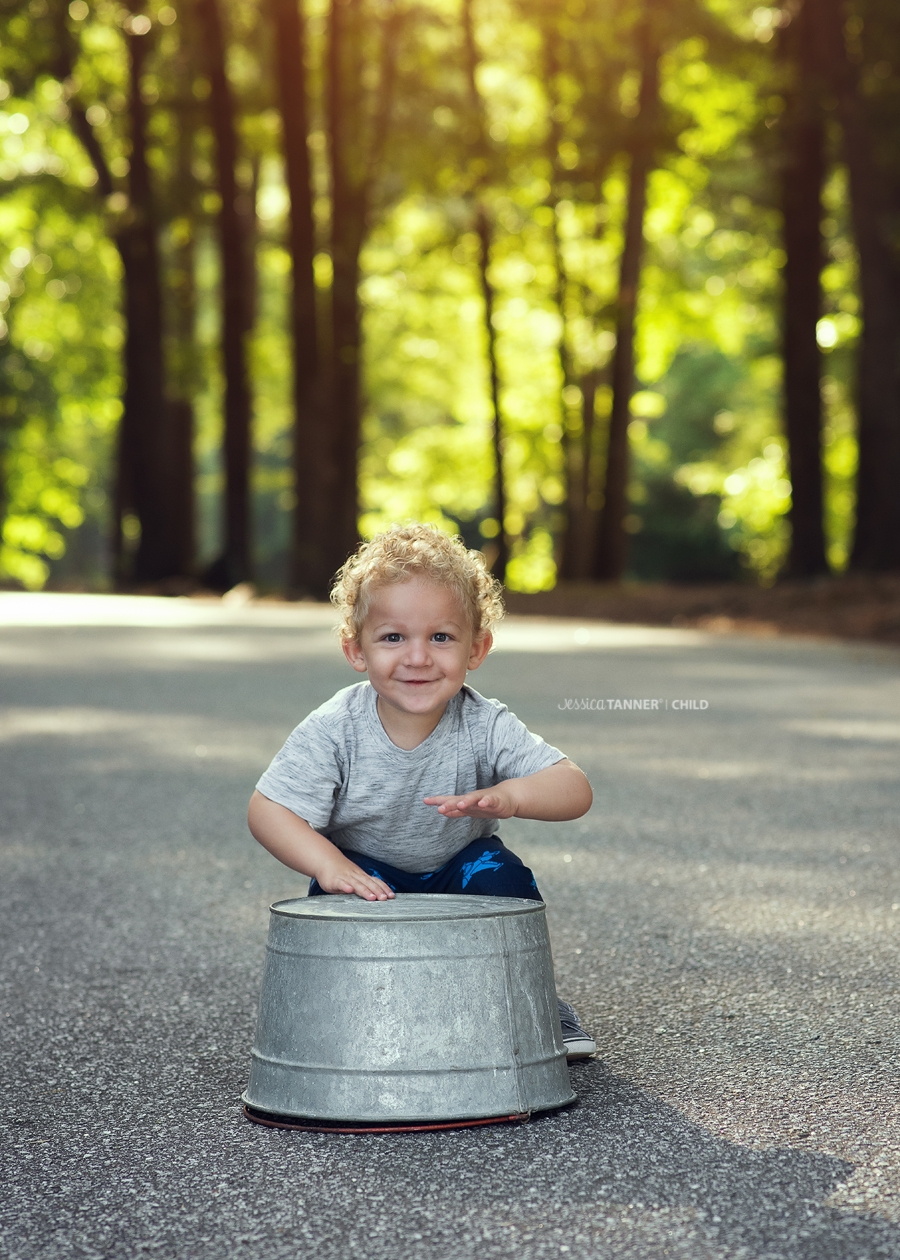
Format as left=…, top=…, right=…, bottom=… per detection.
left=2, top=593, right=899, bottom=1260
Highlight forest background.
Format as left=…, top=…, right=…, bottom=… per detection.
left=0, top=0, right=897, bottom=598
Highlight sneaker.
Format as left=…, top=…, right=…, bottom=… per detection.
left=558, top=998, right=596, bottom=1060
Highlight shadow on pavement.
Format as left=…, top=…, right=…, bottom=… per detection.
left=515, top=1058, right=894, bottom=1259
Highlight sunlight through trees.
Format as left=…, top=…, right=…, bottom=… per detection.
left=0, top=0, right=896, bottom=592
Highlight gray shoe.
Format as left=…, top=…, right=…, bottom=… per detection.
left=558, top=999, right=596, bottom=1060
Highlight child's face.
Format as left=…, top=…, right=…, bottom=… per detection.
left=342, top=577, right=492, bottom=721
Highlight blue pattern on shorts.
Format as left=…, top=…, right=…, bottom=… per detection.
left=460, top=850, right=503, bottom=888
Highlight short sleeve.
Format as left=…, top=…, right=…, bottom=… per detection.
left=483, top=702, right=566, bottom=783
left=255, top=715, right=343, bottom=831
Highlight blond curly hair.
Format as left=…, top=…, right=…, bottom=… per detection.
left=331, top=523, right=504, bottom=642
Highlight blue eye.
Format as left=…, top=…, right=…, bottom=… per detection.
left=383, top=633, right=402, bottom=643
left=432, top=633, right=450, bottom=643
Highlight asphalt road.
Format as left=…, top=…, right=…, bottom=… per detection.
left=2, top=592, right=899, bottom=1260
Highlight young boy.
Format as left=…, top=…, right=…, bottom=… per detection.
left=248, top=523, right=596, bottom=1058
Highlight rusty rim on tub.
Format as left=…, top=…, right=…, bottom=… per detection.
left=243, top=1103, right=531, bottom=1133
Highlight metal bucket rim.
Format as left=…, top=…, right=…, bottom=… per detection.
left=268, top=892, right=546, bottom=922
left=241, top=1102, right=536, bottom=1132
left=240, top=1092, right=577, bottom=1124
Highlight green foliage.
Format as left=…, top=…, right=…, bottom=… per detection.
left=0, top=0, right=886, bottom=590
left=0, top=162, right=120, bottom=585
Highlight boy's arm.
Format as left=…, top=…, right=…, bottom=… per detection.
left=423, top=758, right=592, bottom=822
left=248, top=791, right=394, bottom=900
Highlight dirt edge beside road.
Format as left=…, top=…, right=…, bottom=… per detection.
left=504, top=576, right=900, bottom=646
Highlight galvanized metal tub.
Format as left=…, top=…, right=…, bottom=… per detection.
left=242, top=893, right=575, bottom=1124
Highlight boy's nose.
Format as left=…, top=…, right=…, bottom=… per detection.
left=403, top=637, right=432, bottom=665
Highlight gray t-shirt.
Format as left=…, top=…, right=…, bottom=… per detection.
left=255, top=682, right=565, bottom=873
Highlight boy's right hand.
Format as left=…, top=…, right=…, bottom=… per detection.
left=312, top=852, right=395, bottom=901
left=248, top=792, right=395, bottom=900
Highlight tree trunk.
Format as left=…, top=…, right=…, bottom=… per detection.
left=56, top=10, right=179, bottom=584
left=327, top=0, right=364, bottom=572
left=326, top=0, right=399, bottom=575
left=196, top=0, right=254, bottom=588
left=593, top=28, right=659, bottom=582
left=475, top=205, right=509, bottom=577
left=270, top=0, right=329, bottom=595
left=165, top=399, right=193, bottom=575
left=541, top=23, right=589, bottom=581
left=780, top=0, right=828, bottom=577
left=240, top=154, right=261, bottom=340
left=122, top=25, right=177, bottom=583
left=578, top=368, right=599, bottom=546
left=461, top=0, right=508, bottom=580
left=166, top=39, right=200, bottom=580
left=820, top=0, right=900, bottom=570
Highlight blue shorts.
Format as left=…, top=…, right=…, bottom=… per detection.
left=307, top=836, right=542, bottom=901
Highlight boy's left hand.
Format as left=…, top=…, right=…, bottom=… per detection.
left=423, top=789, right=517, bottom=819
left=423, top=761, right=592, bottom=824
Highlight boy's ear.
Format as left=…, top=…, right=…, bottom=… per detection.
left=342, top=638, right=368, bottom=673
left=467, top=630, right=492, bottom=671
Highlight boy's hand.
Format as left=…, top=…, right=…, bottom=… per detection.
left=423, top=788, right=518, bottom=819
left=313, top=851, right=395, bottom=900
left=423, top=762, right=592, bottom=824
left=248, top=792, right=395, bottom=900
